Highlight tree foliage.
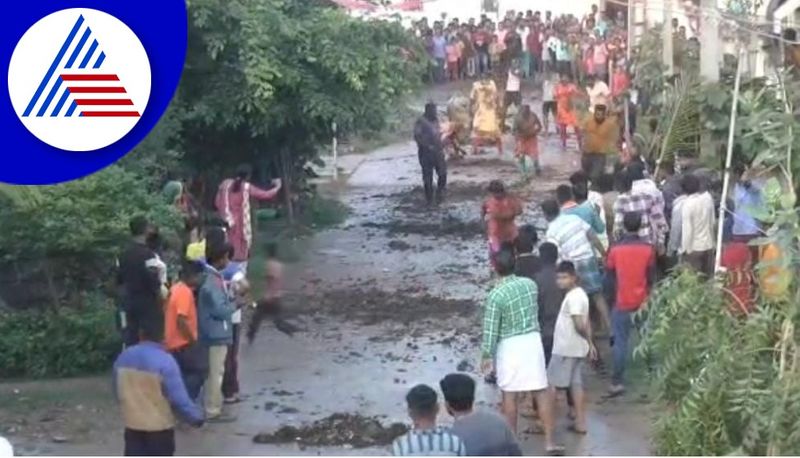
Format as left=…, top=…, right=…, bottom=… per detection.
left=178, top=0, right=425, bottom=177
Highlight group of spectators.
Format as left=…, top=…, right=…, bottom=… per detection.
left=413, top=5, right=630, bottom=87
left=112, top=168, right=287, bottom=456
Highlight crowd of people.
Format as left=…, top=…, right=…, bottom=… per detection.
left=413, top=7, right=629, bottom=87
left=103, top=7, right=788, bottom=458
left=113, top=167, right=287, bottom=455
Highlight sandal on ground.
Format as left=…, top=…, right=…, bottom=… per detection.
left=546, top=445, right=566, bottom=456
left=224, top=397, right=243, bottom=405
left=603, top=386, right=626, bottom=399
left=568, top=424, right=588, bottom=435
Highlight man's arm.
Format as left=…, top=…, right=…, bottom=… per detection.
left=586, top=229, right=606, bottom=259
left=160, top=354, right=204, bottom=426
left=590, top=209, right=606, bottom=235
left=481, top=294, right=501, bottom=359
left=650, top=195, right=669, bottom=250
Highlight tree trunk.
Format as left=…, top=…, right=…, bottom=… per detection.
left=280, top=147, right=295, bottom=224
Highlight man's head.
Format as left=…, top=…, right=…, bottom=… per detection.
left=516, top=225, right=538, bottom=254
left=615, top=170, right=633, bottom=194
left=594, top=104, right=608, bottom=123
left=623, top=211, right=642, bottom=234
left=492, top=246, right=516, bottom=277
left=572, top=181, right=589, bottom=203
left=541, top=199, right=561, bottom=222
left=556, top=261, right=578, bottom=290
left=569, top=171, right=589, bottom=188
left=439, top=373, right=475, bottom=415
left=488, top=180, right=506, bottom=198
left=520, top=104, right=532, bottom=117
left=180, top=260, right=206, bottom=289
left=130, top=215, right=151, bottom=239
left=595, top=173, right=615, bottom=193
left=681, top=173, right=700, bottom=195
left=406, top=384, right=439, bottom=424
left=206, top=240, right=232, bottom=270
left=424, top=102, right=437, bottom=122
left=555, top=184, right=574, bottom=205
left=139, top=310, right=165, bottom=343
left=560, top=72, right=571, bottom=84
left=539, top=242, right=559, bottom=266
left=672, top=18, right=679, bottom=29
left=627, top=160, right=646, bottom=181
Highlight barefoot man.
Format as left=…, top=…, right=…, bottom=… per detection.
left=481, top=247, right=563, bottom=455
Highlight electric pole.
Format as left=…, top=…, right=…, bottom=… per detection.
left=663, top=0, right=674, bottom=74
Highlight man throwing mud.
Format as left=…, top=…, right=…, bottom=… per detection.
left=413, top=102, right=448, bottom=205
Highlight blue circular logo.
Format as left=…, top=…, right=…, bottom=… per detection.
left=2, top=1, right=187, bottom=184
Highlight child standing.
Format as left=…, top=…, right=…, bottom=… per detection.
left=548, top=261, right=596, bottom=435
left=481, top=180, right=523, bottom=265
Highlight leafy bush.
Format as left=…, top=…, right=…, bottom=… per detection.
left=0, top=165, right=181, bottom=309
left=0, top=300, right=121, bottom=378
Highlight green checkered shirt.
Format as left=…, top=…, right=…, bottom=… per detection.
left=481, top=275, right=539, bottom=358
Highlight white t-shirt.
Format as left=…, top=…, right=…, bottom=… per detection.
left=587, top=81, right=610, bottom=110
left=542, top=80, right=555, bottom=102
left=552, top=287, right=591, bottom=358
left=520, top=28, right=530, bottom=52
left=506, top=70, right=521, bottom=92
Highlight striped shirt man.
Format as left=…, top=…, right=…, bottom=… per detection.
left=481, top=275, right=539, bottom=358
left=391, top=426, right=466, bottom=456
left=545, top=213, right=594, bottom=262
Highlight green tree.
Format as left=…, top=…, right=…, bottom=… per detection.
left=178, top=0, right=425, bottom=192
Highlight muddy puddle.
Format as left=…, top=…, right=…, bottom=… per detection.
left=290, top=288, right=476, bottom=325
left=253, top=413, right=408, bottom=448
left=362, top=215, right=483, bottom=240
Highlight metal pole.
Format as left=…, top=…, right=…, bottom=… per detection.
left=332, top=121, right=338, bottom=181
left=714, top=46, right=744, bottom=275
left=623, top=0, right=633, bottom=146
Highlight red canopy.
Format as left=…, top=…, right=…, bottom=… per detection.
left=388, top=0, right=423, bottom=11
left=330, top=0, right=378, bottom=11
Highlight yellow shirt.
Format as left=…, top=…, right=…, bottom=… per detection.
left=185, top=240, right=206, bottom=261
left=583, top=116, right=619, bottom=154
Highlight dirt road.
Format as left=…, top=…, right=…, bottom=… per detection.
left=1, top=85, right=653, bottom=456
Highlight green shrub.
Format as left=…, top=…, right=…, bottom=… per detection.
left=0, top=165, right=181, bottom=308
left=0, top=300, right=121, bottom=378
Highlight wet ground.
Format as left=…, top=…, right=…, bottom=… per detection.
left=1, top=84, right=653, bottom=456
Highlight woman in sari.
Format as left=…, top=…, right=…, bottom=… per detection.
left=470, top=73, right=504, bottom=155
left=215, top=165, right=282, bottom=273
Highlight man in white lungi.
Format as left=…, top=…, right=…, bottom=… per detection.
left=481, top=247, right=563, bottom=455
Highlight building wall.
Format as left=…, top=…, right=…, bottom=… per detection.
left=416, top=0, right=597, bottom=22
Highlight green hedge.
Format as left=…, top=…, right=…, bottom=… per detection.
left=0, top=303, right=121, bottom=378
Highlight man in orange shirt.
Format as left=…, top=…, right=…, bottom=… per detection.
left=481, top=180, right=523, bottom=267
left=165, top=261, right=206, bottom=401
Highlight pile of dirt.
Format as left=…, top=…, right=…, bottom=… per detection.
left=292, top=288, right=476, bottom=325
left=253, top=413, right=408, bottom=448
left=362, top=215, right=483, bottom=240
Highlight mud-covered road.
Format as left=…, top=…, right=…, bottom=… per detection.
left=2, top=85, right=653, bottom=456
